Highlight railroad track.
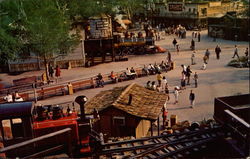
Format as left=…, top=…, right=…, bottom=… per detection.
left=96, top=125, right=224, bottom=159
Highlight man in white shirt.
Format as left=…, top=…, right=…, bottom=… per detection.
left=232, top=45, right=239, bottom=59
left=4, top=93, right=13, bottom=102
left=174, top=86, right=179, bottom=104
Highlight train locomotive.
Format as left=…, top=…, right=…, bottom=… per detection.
left=84, top=15, right=165, bottom=66
left=0, top=96, right=101, bottom=158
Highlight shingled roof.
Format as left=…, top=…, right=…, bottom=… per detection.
left=85, top=83, right=167, bottom=120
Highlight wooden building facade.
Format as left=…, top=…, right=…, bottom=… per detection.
left=208, top=12, right=249, bottom=41
left=84, top=83, right=167, bottom=140
left=148, top=0, right=243, bottom=29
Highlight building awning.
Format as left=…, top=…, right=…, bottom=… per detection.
left=122, top=19, right=132, bottom=25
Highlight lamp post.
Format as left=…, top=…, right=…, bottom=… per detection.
left=80, top=39, right=86, bottom=67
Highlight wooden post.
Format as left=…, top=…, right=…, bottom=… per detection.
left=41, top=88, right=44, bottom=99
left=157, top=117, right=160, bottom=136
left=150, top=121, right=153, bottom=136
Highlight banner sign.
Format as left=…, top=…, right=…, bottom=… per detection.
left=169, top=4, right=183, bottom=11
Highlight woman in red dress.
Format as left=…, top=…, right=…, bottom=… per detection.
left=55, top=65, right=61, bottom=78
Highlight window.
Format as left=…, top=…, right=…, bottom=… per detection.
left=1, top=118, right=24, bottom=140
left=189, top=8, right=191, bottom=12
left=1, top=120, right=13, bottom=140
left=12, top=118, right=22, bottom=124
left=201, top=8, right=207, bottom=16
left=113, top=116, right=125, bottom=126
left=193, top=8, right=196, bottom=13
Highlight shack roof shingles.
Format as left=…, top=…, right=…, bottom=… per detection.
left=85, top=83, right=167, bottom=120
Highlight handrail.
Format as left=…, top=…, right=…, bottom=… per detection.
left=224, top=109, right=250, bottom=128
left=0, top=128, right=72, bottom=153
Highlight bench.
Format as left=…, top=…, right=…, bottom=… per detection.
left=135, top=68, right=143, bottom=77
left=13, top=76, right=37, bottom=86
left=37, top=86, right=66, bottom=99
left=72, top=79, right=93, bottom=91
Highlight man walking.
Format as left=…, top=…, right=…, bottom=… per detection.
left=205, top=49, right=210, bottom=61
left=191, top=39, right=195, bottom=50
left=191, top=51, right=196, bottom=65
left=174, top=86, right=179, bottom=104
left=232, top=45, right=239, bottom=59
left=186, top=66, right=192, bottom=85
left=189, top=90, right=195, bottom=108
left=215, top=45, right=221, bottom=59
left=172, top=38, right=177, bottom=48
left=194, top=72, right=198, bottom=88
left=198, top=32, right=201, bottom=42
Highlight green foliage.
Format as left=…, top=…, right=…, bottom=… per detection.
left=22, top=0, right=79, bottom=60
left=0, top=0, right=146, bottom=65
left=228, top=56, right=249, bottom=68
left=0, top=0, right=79, bottom=64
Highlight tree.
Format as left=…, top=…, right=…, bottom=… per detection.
left=115, top=0, right=145, bottom=20
left=23, top=0, right=79, bottom=79
left=0, top=0, right=79, bottom=79
left=0, top=0, right=28, bottom=64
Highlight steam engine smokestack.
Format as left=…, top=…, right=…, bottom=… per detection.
left=75, top=95, right=88, bottom=120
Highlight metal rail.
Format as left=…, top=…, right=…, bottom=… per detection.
left=97, top=126, right=223, bottom=158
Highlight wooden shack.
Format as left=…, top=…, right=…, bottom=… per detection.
left=85, top=83, right=167, bottom=139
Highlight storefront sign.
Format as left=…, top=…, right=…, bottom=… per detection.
left=169, top=4, right=183, bottom=11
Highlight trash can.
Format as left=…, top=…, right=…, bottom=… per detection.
left=67, top=83, right=73, bottom=95
left=170, top=115, right=177, bottom=127
left=171, top=61, right=175, bottom=70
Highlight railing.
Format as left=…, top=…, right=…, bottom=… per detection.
left=0, top=62, right=174, bottom=103
left=224, top=109, right=250, bottom=157
left=0, top=128, right=73, bottom=158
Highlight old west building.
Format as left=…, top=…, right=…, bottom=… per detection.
left=84, top=83, right=167, bottom=139
left=149, top=0, right=243, bottom=29
left=208, top=12, right=249, bottom=41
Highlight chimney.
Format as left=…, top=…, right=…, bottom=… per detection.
left=128, top=94, right=133, bottom=105
left=75, top=95, right=88, bottom=120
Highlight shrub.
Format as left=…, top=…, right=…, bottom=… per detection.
left=228, top=56, right=249, bottom=68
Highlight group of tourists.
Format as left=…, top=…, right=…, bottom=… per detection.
left=165, top=25, right=186, bottom=39
left=4, top=91, right=23, bottom=103
left=145, top=73, right=170, bottom=101
left=173, top=64, right=197, bottom=107
left=192, top=32, right=201, bottom=42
